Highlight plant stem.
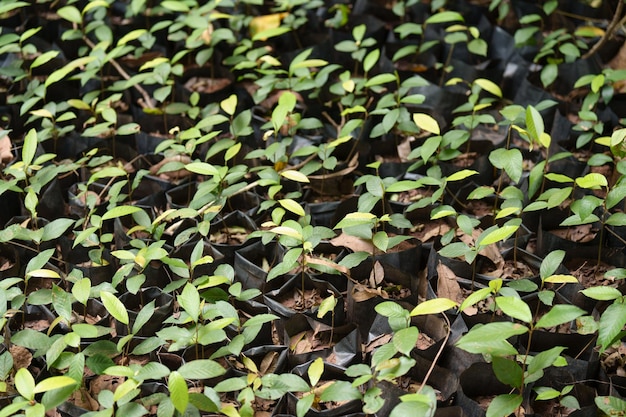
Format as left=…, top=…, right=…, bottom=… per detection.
left=581, top=0, right=626, bottom=60
left=416, top=312, right=451, bottom=395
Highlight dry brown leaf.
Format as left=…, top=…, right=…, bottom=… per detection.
left=259, top=351, right=278, bottom=375
left=368, top=261, right=385, bottom=287
left=397, top=136, right=414, bottom=162
left=330, top=233, right=373, bottom=253
left=351, top=283, right=385, bottom=302
left=364, top=333, right=393, bottom=353
left=10, top=345, right=32, bottom=371
left=437, top=261, right=463, bottom=303
left=69, top=388, right=99, bottom=411
left=304, top=254, right=349, bottom=275
left=0, top=134, right=12, bottom=166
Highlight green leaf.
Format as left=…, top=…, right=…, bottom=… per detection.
left=410, top=298, right=458, bottom=316
left=132, top=300, right=155, bottom=335
left=446, top=169, right=478, bottom=182
left=57, top=5, right=82, bottom=24
left=393, top=326, right=419, bottom=355
left=580, top=286, right=623, bottom=301
left=486, top=394, right=522, bottom=417
left=42, top=218, right=74, bottom=241
left=33, top=376, right=78, bottom=394
left=534, top=387, right=561, bottom=401
left=527, top=346, right=566, bottom=382
left=456, top=322, right=528, bottom=356
left=492, top=356, right=523, bottom=389
left=372, top=231, right=389, bottom=252
left=425, top=10, right=464, bottom=24
left=540, top=64, right=558, bottom=88
left=22, top=128, right=37, bottom=168
left=308, top=357, right=324, bottom=387
left=540, top=250, right=565, bottom=280
left=478, top=222, right=521, bottom=247
left=168, top=371, right=189, bottom=414
left=179, top=283, right=200, bottom=323
left=297, top=393, right=315, bottom=417
left=599, top=302, right=626, bottom=351
left=489, top=148, right=523, bottom=184
left=365, top=73, right=397, bottom=87
left=576, top=172, right=608, bottom=189
left=278, top=199, right=306, bottom=217
left=535, top=304, right=585, bottom=329
left=101, top=205, right=143, bottom=221
left=242, top=313, right=279, bottom=328
left=178, top=359, right=226, bottom=380
left=319, top=380, right=362, bottom=402
left=375, top=301, right=408, bottom=318
left=100, top=291, right=129, bottom=326
left=15, top=368, right=35, bottom=400
left=526, top=105, right=544, bottom=143
left=475, top=78, right=502, bottom=98
left=459, top=287, right=493, bottom=313
left=317, top=295, right=337, bottom=319
left=495, top=296, right=532, bottom=324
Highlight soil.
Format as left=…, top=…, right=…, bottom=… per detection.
left=396, top=375, right=444, bottom=401
left=278, top=287, right=324, bottom=311
left=480, top=258, right=538, bottom=280
left=409, top=218, right=452, bottom=244
left=416, top=331, right=436, bottom=350
left=392, top=188, right=434, bottom=204
left=566, top=259, right=615, bottom=288
left=9, top=345, right=32, bottom=370
left=210, top=226, right=251, bottom=245
left=184, top=77, right=232, bottom=94
left=531, top=398, right=576, bottom=416
left=289, top=329, right=331, bottom=354
left=452, top=152, right=478, bottom=168
left=463, top=200, right=495, bottom=218
left=548, top=224, right=598, bottom=243
left=0, top=255, right=13, bottom=271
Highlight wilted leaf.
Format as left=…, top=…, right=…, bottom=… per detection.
left=436, top=262, right=463, bottom=303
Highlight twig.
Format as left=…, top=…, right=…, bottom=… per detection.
left=417, top=311, right=451, bottom=395
left=582, top=0, right=626, bottom=60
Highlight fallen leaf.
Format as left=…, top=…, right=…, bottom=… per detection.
left=10, top=345, right=32, bottom=371
left=351, top=283, right=385, bottom=302
left=0, top=134, right=13, bottom=166
left=368, top=261, right=385, bottom=287
left=437, top=261, right=463, bottom=303
left=330, top=233, right=373, bottom=253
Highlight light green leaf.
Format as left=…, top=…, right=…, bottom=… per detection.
left=475, top=78, right=502, bottom=98
left=179, top=283, right=200, bottom=323
left=308, top=357, right=324, bottom=387
left=281, top=170, right=309, bottom=183
left=169, top=371, right=189, bottom=414
left=495, top=296, right=532, bottom=323
left=446, top=169, right=478, bottom=182
left=57, top=5, right=82, bottom=24
left=100, top=291, right=129, bottom=326
left=535, top=305, right=586, bottom=329
left=277, top=199, right=304, bottom=217
left=393, top=326, right=419, bottom=355
left=101, top=205, right=143, bottom=221
left=178, top=359, right=227, bottom=380
left=580, top=286, right=622, bottom=301
left=15, top=368, right=35, bottom=400
left=34, top=376, right=78, bottom=393
left=413, top=113, right=440, bottom=135
left=410, top=298, right=458, bottom=316
left=486, top=394, right=522, bottom=417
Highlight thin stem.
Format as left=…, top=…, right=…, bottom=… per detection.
left=417, top=312, right=451, bottom=395
left=582, top=0, right=626, bottom=60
